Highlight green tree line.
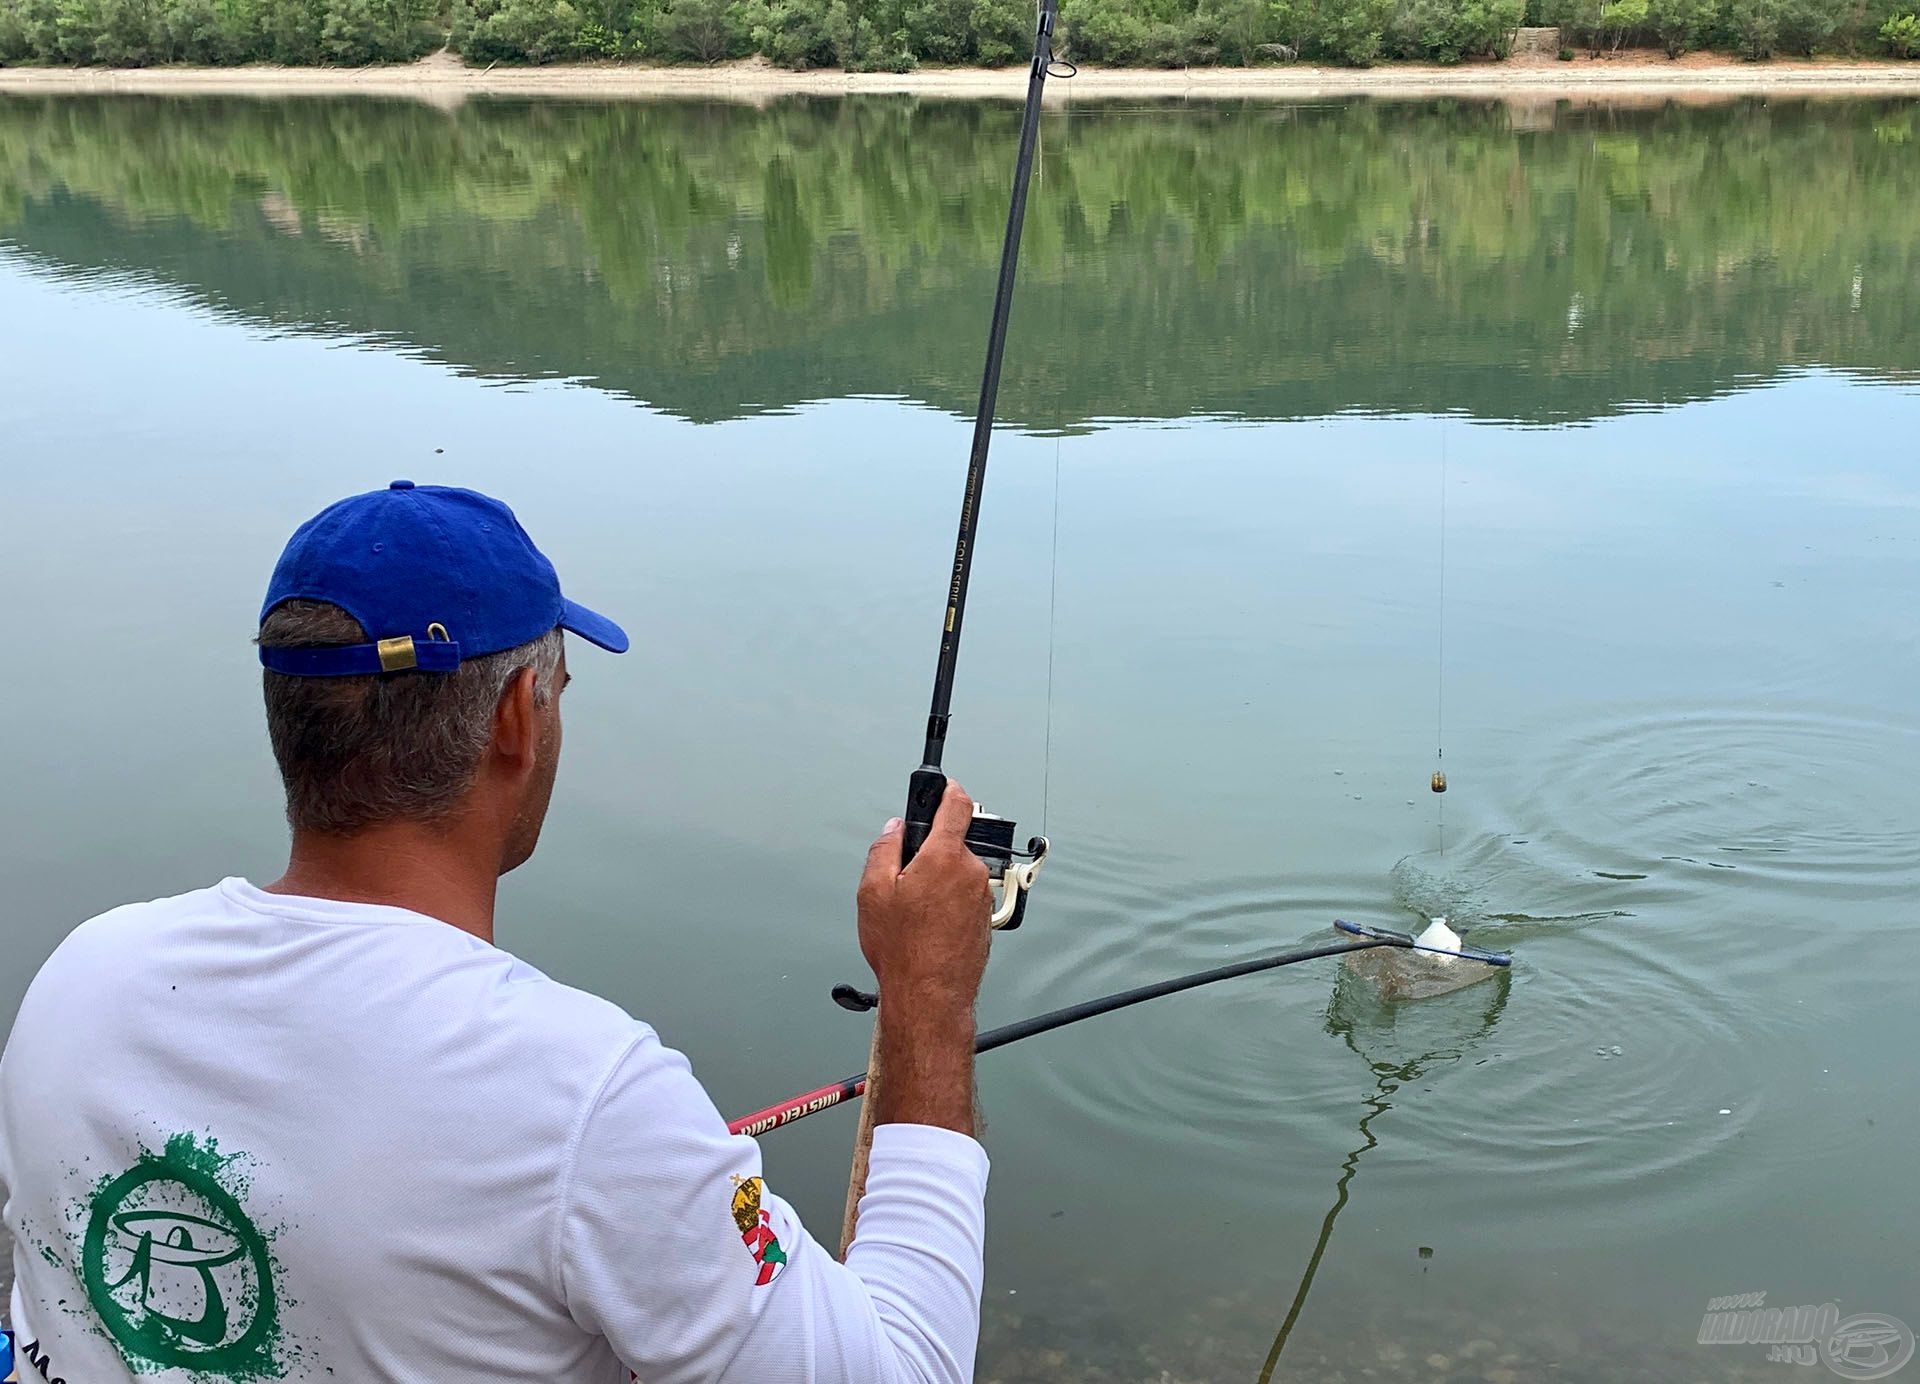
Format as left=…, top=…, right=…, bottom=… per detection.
left=2, top=94, right=1915, bottom=427
left=3, top=0, right=1917, bottom=66
left=0, top=0, right=441, bottom=63
left=1543, top=0, right=1919, bottom=59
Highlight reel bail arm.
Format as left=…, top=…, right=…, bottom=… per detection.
left=964, top=811, right=1049, bottom=930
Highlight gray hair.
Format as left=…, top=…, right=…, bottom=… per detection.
left=259, top=600, right=564, bottom=835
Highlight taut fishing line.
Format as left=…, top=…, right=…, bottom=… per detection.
left=1040, top=98, right=1068, bottom=841
left=1432, top=418, right=1449, bottom=860
left=1041, top=434, right=1062, bottom=838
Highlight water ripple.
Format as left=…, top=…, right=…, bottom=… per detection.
left=1508, top=704, right=1920, bottom=904
left=993, top=844, right=1777, bottom=1228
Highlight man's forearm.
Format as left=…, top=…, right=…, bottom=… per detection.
left=873, top=991, right=976, bottom=1136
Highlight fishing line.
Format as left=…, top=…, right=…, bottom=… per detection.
left=1042, top=419, right=1062, bottom=837
left=1040, top=101, right=1067, bottom=840
left=1432, top=419, right=1449, bottom=858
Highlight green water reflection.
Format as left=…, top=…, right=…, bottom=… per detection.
left=3, top=93, right=1918, bottom=427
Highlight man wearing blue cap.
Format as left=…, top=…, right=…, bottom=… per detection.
left=0, top=484, right=994, bottom=1384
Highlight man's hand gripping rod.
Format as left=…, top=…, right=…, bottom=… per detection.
left=839, top=0, right=1067, bottom=1258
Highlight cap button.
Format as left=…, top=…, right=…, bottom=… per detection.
left=389, top=479, right=416, bottom=490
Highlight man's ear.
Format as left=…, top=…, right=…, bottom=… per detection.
left=491, top=666, right=542, bottom=774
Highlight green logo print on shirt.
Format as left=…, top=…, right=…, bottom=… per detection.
left=80, top=1133, right=285, bottom=1379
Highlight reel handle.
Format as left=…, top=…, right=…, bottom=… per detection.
left=900, top=766, right=948, bottom=867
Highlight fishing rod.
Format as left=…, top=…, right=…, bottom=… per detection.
left=839, top=0, right=1070, bottom=1254
left=734, top=926, right=1509, bottom=1140
left=898, top=0, right=1069, bottom=894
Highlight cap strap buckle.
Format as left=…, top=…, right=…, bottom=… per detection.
left=260, top=629, right=461, bottom=677
left=376, top=636, right=418, bottom=672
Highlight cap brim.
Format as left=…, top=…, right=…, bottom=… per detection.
left=560, top=598, right=630, bottom=654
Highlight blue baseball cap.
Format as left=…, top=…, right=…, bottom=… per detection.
left=259, top=480, right=628, bottom=677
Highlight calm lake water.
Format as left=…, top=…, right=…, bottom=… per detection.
left=3, top=92, right=1919, bottom=1381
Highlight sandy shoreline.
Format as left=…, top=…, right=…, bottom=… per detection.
left=3, top=51, right=1920, bottom=102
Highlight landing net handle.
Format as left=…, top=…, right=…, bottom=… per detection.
left=735, top=935, right=1399, bottom=1138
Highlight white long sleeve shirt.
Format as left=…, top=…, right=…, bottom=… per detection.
left=0, top=879, right=988, bottom=1383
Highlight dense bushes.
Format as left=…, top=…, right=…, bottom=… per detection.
left=1065, top=0, right=1513, bottom=64
left=1, top=0, right=1915, bottom=67
left=452, top=0, right=581, bottom=61
left=444, top=0, right=989, bottom=64
left=452, top=0, right=1065, bottom=66
left=1385, top=0, right=1525, bottom=60
left=0, top=0, right=436, bottom=61
left=1647, top=0, right=1714, bottom=52
left=1546, top=0, right=1918, bottom=57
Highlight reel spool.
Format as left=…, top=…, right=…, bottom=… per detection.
left=965, top=807, right=1049, bottom=931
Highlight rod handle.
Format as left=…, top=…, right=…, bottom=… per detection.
left=901, top=766, right=947, bottom=867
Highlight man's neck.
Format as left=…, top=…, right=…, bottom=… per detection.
left=266, top=822, right=500, bottom=944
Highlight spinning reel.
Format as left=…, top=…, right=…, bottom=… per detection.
left=965, top=807, right=1049, bottom=932
left=833, top=804, right=1048, bottom=1015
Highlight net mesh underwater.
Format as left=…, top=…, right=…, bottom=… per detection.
left=1340, top=856, right=1509, bottom=1000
